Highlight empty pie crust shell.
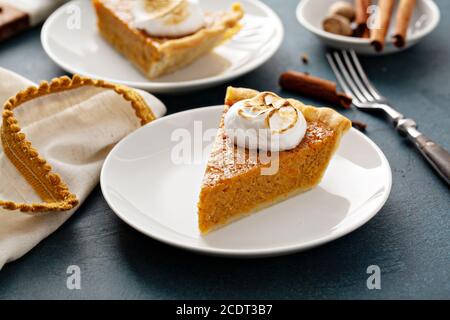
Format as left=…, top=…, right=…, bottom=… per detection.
left=0, top=75, right=155, bottom=213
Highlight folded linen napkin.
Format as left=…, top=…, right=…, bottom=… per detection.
left=0, top=68, right=166, bottom=269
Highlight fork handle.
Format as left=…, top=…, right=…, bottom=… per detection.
left=397, top=119, right=450, bottom=185
left=413, top=134, right=450, bottom=185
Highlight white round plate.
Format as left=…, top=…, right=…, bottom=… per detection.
left=41, top=0, right=284, bottom=93
left=100, top=106, right=392, bottom=258
left=297, top=0, right=440, bottom=55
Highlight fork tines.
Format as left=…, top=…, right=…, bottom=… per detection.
left=326, top=50, right=383, bottom=108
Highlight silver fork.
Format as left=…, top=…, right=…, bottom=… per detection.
left=327, top=49, right=450, bottom=185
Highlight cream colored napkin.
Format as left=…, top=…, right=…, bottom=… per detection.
left=0, top=68, right=166, bottom=269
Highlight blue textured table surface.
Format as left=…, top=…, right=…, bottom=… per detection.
left=0, top=0, right=449, bottom=299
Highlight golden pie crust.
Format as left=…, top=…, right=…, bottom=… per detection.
left=197, top=87, right=352, bottom=234
left=92, top=0, right=244, bottom=79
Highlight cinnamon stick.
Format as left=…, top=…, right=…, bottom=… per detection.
left=352, top=120, right=368, bottom=131
left=279, top=71, right=352, bottom=109
left=370, top=0, right=395, bottom=52
left=355, top=0, right=371, bottom=35
left=393, top=0, right=416, bottom=48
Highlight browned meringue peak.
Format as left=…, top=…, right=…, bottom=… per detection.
left=142, top=0, right=184, bottom=19
left=238, top=92, right=300, bottom=134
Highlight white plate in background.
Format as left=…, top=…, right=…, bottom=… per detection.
left=101, top=106, right=392, bottom=258
left=41, top=0, right=284, bottom=93
left=297, top=0, right=440, bottom=55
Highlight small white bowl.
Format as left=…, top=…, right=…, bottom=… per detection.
left=296, top=0, right=440, bottom=55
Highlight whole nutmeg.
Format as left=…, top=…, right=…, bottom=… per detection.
left=322, top=15, right=352, bottom=36
left=328, top=1, right=356, bottom=22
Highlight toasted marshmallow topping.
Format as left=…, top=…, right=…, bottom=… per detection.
left=132, top=0, right=205, bottom=37
left=224, top=92, right=307, bottom=152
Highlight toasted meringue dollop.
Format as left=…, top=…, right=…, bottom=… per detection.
left=224, top=92, right=307, bottom=152
left=132, top=0, right=205, bottom=37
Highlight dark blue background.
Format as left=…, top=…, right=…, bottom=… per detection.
left=0, top=0, right=448, bottom=299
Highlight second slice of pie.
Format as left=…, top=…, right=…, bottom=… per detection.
left=92, top=0, right=244, bottom=79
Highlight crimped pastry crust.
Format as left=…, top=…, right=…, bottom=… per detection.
left=92, top=0, right=244, bottom=78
